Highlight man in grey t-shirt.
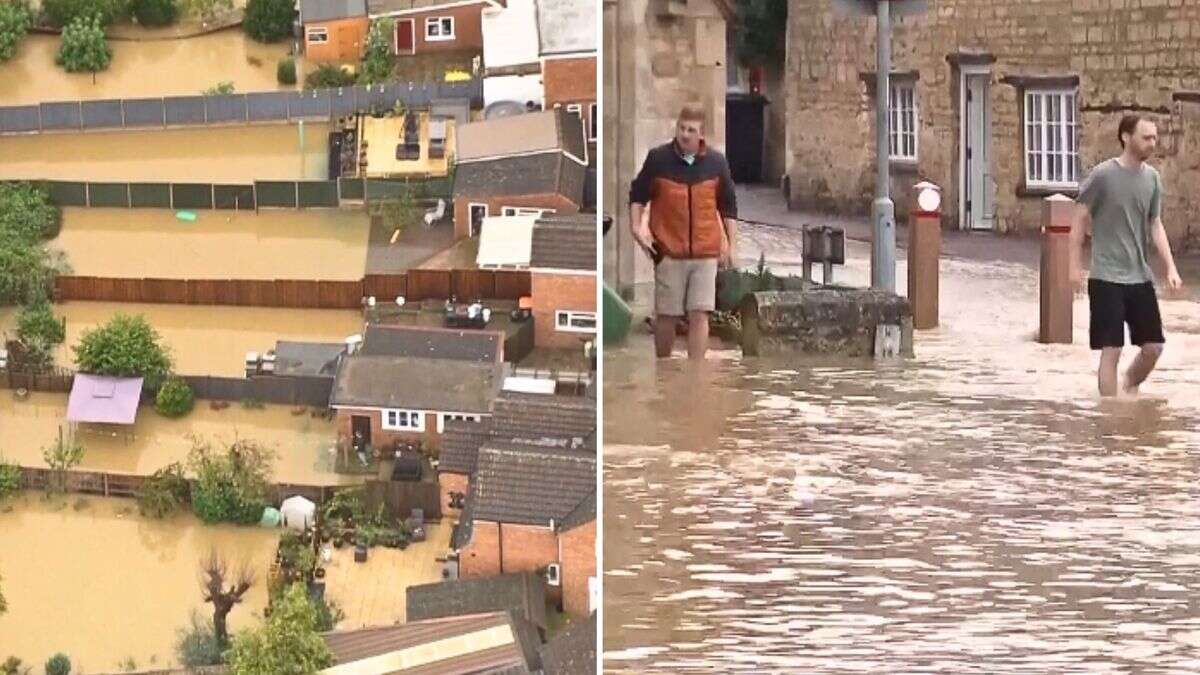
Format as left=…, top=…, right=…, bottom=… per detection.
left=1072, top=114, right=1183, bottom=397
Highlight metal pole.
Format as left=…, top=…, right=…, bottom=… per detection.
left=872, top=0, right=896, bottom=292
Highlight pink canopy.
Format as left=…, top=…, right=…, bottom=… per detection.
left=66, top=374, right=143, bottom=425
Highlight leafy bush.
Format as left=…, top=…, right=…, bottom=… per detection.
left=73, top=313, right=173, bottom=388
left=0, top=656, right=29, bottom=675
left=44, top=654, right=70, bottom=675
left=184, top=0, right=232, bottom=23
left=156, top=377, right=195, bottom=418
left=42, top=431, right=83, bottom=494
left=0, top=2, right=31, bottom=62
left=304, top=63, right=356, bottom=90
left=176, top=611, right=225, bottom=667
left=131, top=0, right=177, bottom=26
left=359, top=19, right=393, bottom=85
left=0, top=182, right=61, bottom=242
left=227, top=583, right=333, bottom=673
left=276, top=57, right=296, bottom=85
left=17, top=301, right=65, bottom=346
left=56, top=15, right=112, bottom=74
left=243, top=0, right=292, bottom=43
left=0, top=458, right=20, bottom=501
left=138, top=462, right=189, bottom=518
left=188, top=436, right=274, bottom=524
left=202, top=81, right=234, bottom=95
left=42, top=0, right=127, bottom=26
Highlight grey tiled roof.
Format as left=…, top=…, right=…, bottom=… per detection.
left=322, top=612, right=537, bottom=673
left=529, top=214, right=596, bottom=272
left=302, top=0, right=367, bottom=23
left=558, top=490, right=595, bottom=532
left=273, top=341, right=344, bottom=377
left=331, top=356, right=503, bottom=413
left=361, top=325, right=502, bottom=363
left=406, top=573, right=547, bottom=629
left=453, top=153, right=565, bottom=201
left=440, top=418, right=495, bottom=474
left=540, top=613, right=598, bottom=675
left=492, top=393, right=595, bottom=441
left=472, top=445, right=596, bottom=526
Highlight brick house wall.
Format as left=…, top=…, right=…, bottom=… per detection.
left=439, top=471, right=469, bottom=518
left=453, top=193, right=580, bottom=239
left=786, top=0, right=1200, bottom=245
left=337, top=409, right=486, bottom=455
left=545, top=56, right=599, bottom=152
left=387, top=4, right=486, bottom=55
left=530, top=272, right=596, bottom=349
left=558, top=520, right=596, bottom=617
left=459, top=521, right=562, bottom=601
left=305, top=17, right=370, bottom=63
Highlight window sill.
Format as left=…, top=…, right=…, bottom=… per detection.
left=889, top=159, right=919, bottom=174
left=426, top=35, right=457, bottom=42
left=1017, top=183, right=1079, bottom=198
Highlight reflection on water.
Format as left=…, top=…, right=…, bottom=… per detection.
left=52, top=208, right=369, bottom=281
left=0, top=494, right=277, bottom=669
left=0, top=30, right=290, bottom=105
left=0, top=391, right=357, bottom=485
left=0, top=301, right=365, bottom=377
left=604, top=233, right=1200, bottom=672
left=0, top=122, right=329, bottom=181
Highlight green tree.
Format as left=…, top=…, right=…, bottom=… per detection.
left=0, top=182, right=61, bottom=242
left=185, top=0, right=232, bottom=23
left=0, top=458, right=19, bottom=501
left=44, top=654, right=70, bottom=675
left=156, top=376, right=195, bottom=417
left=276, top=57, right=296, bottom=85
left=56, top=15, right=112, bottom=76
left=17, top=300, right=65, bottom=345
left=303, top=62, right=356, bottom=90
left=72, top=313, right=173, bottom=387
left=187, top=436, right=274, bottom=524
left=203, top=81, right=235, bottom=95
left=359, top=19, right=394, bottom=85
left=199, top=550, right=255, bottom=649
left=42, top=428, right=83, bottom=494
left=734, top=0, right=786, bottom=67
left=0, top=2, right=31, bottom=62
left=0, top=239, right=57, bottom=306
left=131, top=0, right=177, bottom=26
left=138, top=462, right=189, bottom=518
left=42, top=0, right=127, bottom=26
left=242, top=0, right=293, bottom=43
left=226, top=583, right=333, bottom=675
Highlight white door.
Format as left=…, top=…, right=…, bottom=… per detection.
left=963, top=73, right=995, bottom=230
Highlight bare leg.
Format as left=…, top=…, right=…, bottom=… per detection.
left=687, top=311, right=709, bottom=360
left=1122, top=343, right=1164, bottom=395
left=1098, top=347, right=1121, bottom=397
left=655, top=315, right=679, bottom=358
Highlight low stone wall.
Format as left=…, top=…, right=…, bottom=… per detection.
left=739, top=289, right=914, bottom=358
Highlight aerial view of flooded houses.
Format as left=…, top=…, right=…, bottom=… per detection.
left=0, top=0, right=597, bottom=672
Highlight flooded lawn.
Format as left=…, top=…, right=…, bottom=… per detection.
left=52, top=208, right=368, bottom=281
left=604, top=225, right=1200, bottom=672
left=0, top=122, right=329, bottom=182
left=0, top=30, right=292, bottom=105
left=0, top=391, right=358, bottom=485
left=0, top=301, right=364, bottom=377
left=0, top=494, right=278, bottom=670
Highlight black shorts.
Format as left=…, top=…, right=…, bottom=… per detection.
left=1088, top=278, right=1165, bottom=350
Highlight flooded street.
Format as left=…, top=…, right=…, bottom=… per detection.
left=0, top=123, right=329, bottom=181
left=52, top=208, right=368, bottom=280
left=0, top=301, right=364, bottom=377
left=0, top=391, right=357, bottom=485
left=0, top=494, right=277, bottom=670
left=604, top=225, right=1200, bottom=672
left=0, top=31, right=291, bottom=105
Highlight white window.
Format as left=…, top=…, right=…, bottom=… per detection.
left=501, top=207, right=555, bottom=217
left=889, top=81, right=917, bottom=161
left=1025, top=88, right=1079, bottom=188
left=588, top=103, right=597, bottom=141
left=556, top=310, right=596, bottom=334
left=307, top=27, right=329, bottom=44
left=382, top=409, right=425, bottom=431
left=437, top=413, right=482, bottom=434
left=425, top=17, right=455, bottom=41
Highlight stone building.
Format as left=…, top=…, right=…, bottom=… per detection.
left=603, top=0, right=735, bottom=297
left=786, top=0, right=1200, bottom=247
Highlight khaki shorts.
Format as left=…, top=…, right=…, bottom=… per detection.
left=655, top=257, right=718, bottom=316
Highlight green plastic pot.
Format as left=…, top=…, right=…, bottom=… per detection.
left=602, top=284, right=632, bottom=346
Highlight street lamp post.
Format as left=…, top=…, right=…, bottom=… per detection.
left=872, top=0, right=896, bottom=292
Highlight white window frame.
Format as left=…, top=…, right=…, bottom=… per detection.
left=565, top=103, right=582, bottom=121
left=588, top=102, right=597, bottom=141
left=1024, top=88, right=1079, bottom=189
left=437, top=413, right=482, bottom=434
left=425, top=16, right=455, bottom=41
left=556, top=310, right=596, bottom=334
left=307, top=27, right=329, bottom=44
left=382, top=409, right=425, bottom=432
left=888, top=80, right=918, bottom=162
left=501, top=206, right=555, bottom=217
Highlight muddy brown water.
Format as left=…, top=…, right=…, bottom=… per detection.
left=0, top=301, right=365, bottom=377
left=0, top=30, right=291, bottom=105
left=51, top=208, right=369, bottom=281
left=0, top=494, right=277, bottom=670
left=0, top=122, right=330, bottom=182
left=604, top=227, right=1200, bottom=673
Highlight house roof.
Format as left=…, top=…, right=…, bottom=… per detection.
left=360, top=325, right=502, bottom=363
left=406, top=573, right=547, bottom=629
left=302, top=0, right=368, bottom=23
left=477, top=215, right=537, bottom=268
left=439, top=392, right=595, bottom=477
left=540, top=613, right=598, bottom=675
left=535, top=0, right=596, bottom=55
left=529, top=214, right=595, bottom=271
left=440, top=418, right=495, bottom=474
left=66, top=374, right=143, bottom=425
left=456, top=110, right=562, bottom=162
left=453, top=153, right=585, bottom=205
left=321, top=612, right=539, bottom=674
left=471, top=445, right=596, bottom=526
left=330, top=356, right=503, bottom=413
left=274, top=341, right=345, bottom=378
left=368, top=0, right=497, bottom=17
left=558, top=490, right=595, bottom=532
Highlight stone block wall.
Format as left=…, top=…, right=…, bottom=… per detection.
left=740, top=289, right=914, bottom=358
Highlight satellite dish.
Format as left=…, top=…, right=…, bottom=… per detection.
left=484, top=100, right=526, bottom=120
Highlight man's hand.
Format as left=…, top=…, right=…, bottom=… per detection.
left=719, top=237, right=733, bottom=268
left=633, top=220, right=654, bottom=254
left=1166, top=268, right=1184, bottom=292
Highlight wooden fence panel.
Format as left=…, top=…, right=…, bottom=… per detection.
left=364, top=479, right=442, bottom=522
left=452, top=269, right=494, bottom=301
left=494, top=271, right=532, bottom=299
left=363, top=274, right=407, bottom=301
left=407, top=270, right=452, bottom=301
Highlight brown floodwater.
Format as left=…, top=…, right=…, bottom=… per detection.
left=0, top=122, right=329, bottom=181
left=0, top=30, right=291, bottom=105
left=0, top=494, right=277, bottom=670
left=0, top=301, right=364, bottom=377
left=51, top=208, right=369, bottom=280
left=0, top=391, right=358, bottom=485
left=604, top=222, right=1200, bottom=672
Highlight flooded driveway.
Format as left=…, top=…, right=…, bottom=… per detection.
left=0, top=391, right=357, bottom=485
left=0, top=122, right=329, bottom=181
left=0, top=30, right=292, bottom=105
left=604, top=225, right=1200, bottom=672
left=52, top=208, right=368, bottom=280
left=0, top=301, right=364, bottom=377
left=0, top=494, right=277, bottom=670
